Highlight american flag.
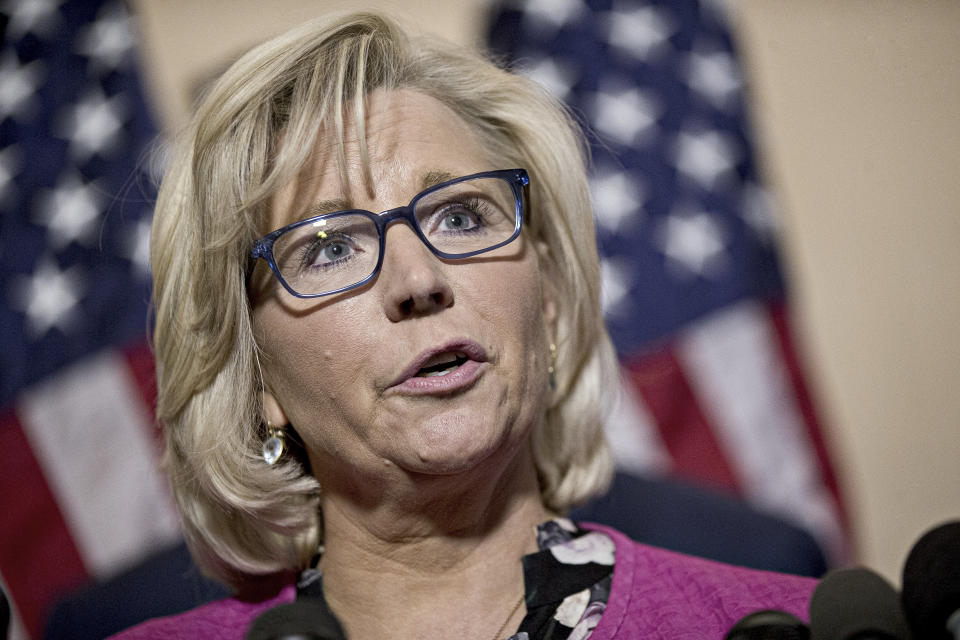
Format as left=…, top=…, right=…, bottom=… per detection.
left=487, top=0, right=849, bottom=565
left=0, top=1, right=180, bottom=637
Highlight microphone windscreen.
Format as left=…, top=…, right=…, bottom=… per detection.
left=725, top=609, right=810, bottom=640
left=809, top=567, right=911, bottom=640
left=902, top=520, right=960, bottom=640
left=246, top=600, right=344, bottom=640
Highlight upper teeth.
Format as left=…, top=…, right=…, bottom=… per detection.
left=417, top=351, right=467, bottom=376
left=422, top=351, right=465, bottom=368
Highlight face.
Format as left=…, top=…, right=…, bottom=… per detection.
left=252, top=89, right=557, bottom=493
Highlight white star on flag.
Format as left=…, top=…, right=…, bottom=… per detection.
left=0, top=51, right=45, bottom=122
left=34, top=171, right=104, bottom=249
left=656, top=206, right=728, bottom=278
left=604, top=4, right=676, bottom=60
left=125, top=217, right=152, bottom=276
left=685, top=48, right=742, bottom=109
left=519, top=0, right=586, bottom=33
left=519, top=56, right=578, bottom=101
left=741, top=181, right=780, bottom=244
left=592, top=86, right=661, bottom=147
left=671, top=128, right=740, bottom=189
left=54, top=87, right=127, bottom=161
left=591, top=168, right=644, bottom=232
left=75, top=2, right=137, bottom=73
left=1, top=0, right=63, bottom=40
left=601, top=256, right=633, bottom=317
left=11, top=257, right=86, bottom=338
left=0, top=144, right=21, bottom=204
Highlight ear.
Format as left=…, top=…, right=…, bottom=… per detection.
left=534, top=239, right=559, bottom=336
left=262, top=387, right=290, bottom=426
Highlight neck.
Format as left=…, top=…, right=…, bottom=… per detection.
left=316, top=443, right=550, bottom=640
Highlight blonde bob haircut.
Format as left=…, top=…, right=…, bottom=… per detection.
left=152, top=11, right=618, bottom=589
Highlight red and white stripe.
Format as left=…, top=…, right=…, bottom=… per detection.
left=608, top=300, right=849, bottom=563
left=0, top=343, right=180, bottom=639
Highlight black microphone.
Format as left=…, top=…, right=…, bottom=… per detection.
left=725, top=609, right=810, bottom=639
left=246, top=600, right=345, bottom=640
left=809, top=567, right=911, bottom=640
left=901, top=520, right=960, bottom=640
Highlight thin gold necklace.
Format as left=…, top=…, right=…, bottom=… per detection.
left=490, top=592, right=526, bottom=640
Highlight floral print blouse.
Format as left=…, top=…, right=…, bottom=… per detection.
left=295, top=518, right=615, bottom=640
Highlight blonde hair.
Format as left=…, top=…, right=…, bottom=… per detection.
left=152, top=11, right=618, bottom=589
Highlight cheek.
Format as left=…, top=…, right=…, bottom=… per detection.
left=472, top=259, right=552, bottom=373
left=255, top=306, right=373, bottom=425
left=496, top=257, right=550, bottom=334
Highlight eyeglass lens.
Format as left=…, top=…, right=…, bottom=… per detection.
left=271, top=176, right=519, bottom=296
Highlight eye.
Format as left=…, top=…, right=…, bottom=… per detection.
left=428, top=199, right=489, bottom=236
left=303, top=233, right=358, bottom=268
left=316, top=241, right=351, bottom=263
left=440, top=208, right=481, bottom=232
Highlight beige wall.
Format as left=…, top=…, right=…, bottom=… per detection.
left=731, top=1, right=960, bottom=582
left=133, top=0, right=490, bottom=128
left=133, top=0, right=960, bottom=583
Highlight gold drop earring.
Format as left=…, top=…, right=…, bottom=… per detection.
left=262, top=422, right=286, bottom=465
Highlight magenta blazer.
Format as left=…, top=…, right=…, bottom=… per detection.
left=111, top=524, right=815, bottom=639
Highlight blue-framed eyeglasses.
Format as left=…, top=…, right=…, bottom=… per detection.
left=250, top=168, right=529, bottom=298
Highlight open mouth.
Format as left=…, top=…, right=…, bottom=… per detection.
left=387, top=340, right=488, bottom=393
left=415, top=351, right=469, bottom=377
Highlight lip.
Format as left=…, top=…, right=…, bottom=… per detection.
left=386, top=339, right=489, bottom=396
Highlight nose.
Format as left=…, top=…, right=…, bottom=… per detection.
left=379, top=222, right=454, bottom=322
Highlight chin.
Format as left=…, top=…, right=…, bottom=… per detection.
left=401, top=412, right=518, bottom=476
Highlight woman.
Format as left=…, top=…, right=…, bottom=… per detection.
left=116, top=12, right=813, bottom=640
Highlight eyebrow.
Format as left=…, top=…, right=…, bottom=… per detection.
left=420, top=170, right=457, bottom=190
left=302, top=198, right=349, bottom=219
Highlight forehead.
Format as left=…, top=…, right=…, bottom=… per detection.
left=268, top=89, right=493, bottom=229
